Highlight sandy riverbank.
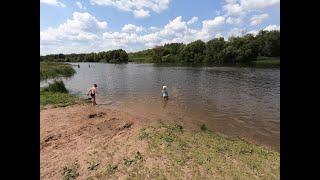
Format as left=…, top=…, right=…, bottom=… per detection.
left=41, top=104, right=279, bottom=179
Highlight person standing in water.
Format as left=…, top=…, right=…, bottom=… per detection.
left=87, top=84, right=98, bottom=105
left=162, top=86, right=169, bottom=100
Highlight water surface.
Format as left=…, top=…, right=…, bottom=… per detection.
left=41, top=63, right=280, bottom=150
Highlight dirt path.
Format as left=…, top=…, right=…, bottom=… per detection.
left=41, top=104, right=150, bottom=180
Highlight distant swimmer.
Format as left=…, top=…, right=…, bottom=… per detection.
left=162, top=85, right=169, bottom=100
left=78, top=64, right=80, bottom=68
left=87, top=84, right=98, bottom=105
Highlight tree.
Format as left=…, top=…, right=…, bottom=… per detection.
left=180, top=40, right=205, bottom=63
left=204, top=37, right=226, bottom=64
left=256, top=30, right=280, bottom=57
left=152, top=46, right=164, bottom=63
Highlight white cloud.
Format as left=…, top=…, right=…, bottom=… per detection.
left=247, top=30, right=259, bottom=36
left=133, top=9, right=150, bottom=18
left=91, top=0, right=170, bottom=18
left=223, top=0, right=279, bottom=16
left=148, top=26, right=161, bottom=32
left=122, top=24, right=144, bottom=33
left=76, top=1, right=86, bottom=10
left=212, top=16, right=225, bottom=26
left=226, top=16, right=242, bottom=24
left=215, top=33, right=223, bottom=38
left=40, top=0, right=66, bottom=7
left=101, top=16, right=228, bottom=52
left=250, top=13, right=269, bottom=26
left=41, top=11, right=279, bottom=54
left=164, top=16, right=187, bottom=32
left=41, top=12, right=108, bottom=54
left=264, top=24, right=280, bottom=31
left=227, top=27, right=247, bottom=38
left=197, top=16, right=226, bottom=35
left=187, top=17, right=198, bottom=25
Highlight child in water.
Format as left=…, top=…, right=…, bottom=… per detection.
left=162, top=86, right=169, bottom=100
left=87, top=84, right=98, bottom=105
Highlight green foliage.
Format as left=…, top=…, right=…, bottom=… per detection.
left=43, top=80, right=68, bottom=93
left=180, top=40, right=206, bottom=64
left=200, top=124, right=208, bottom=131
left=41, top=49, right=128, bottom=63
left=128, top=49, right=153, bottom=62
left=128, top=30, right=280, bottom=65
left=204, top=37, right=226, bottom=64
left=40, top=91, right=78, bottom=106
left=40, top=62, right=76, bottom=80
left=256, top=30, right=280, bottom=57
left=41, top=31, right=279, bottom=66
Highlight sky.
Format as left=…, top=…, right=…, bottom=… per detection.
left=40, top=0, right=280, bottom=55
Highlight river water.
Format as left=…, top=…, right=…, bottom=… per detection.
left=41, top=62, right=280, bottom=150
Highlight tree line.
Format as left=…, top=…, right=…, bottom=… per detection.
left=40, top=30, right=279, bottom=65
left=130, top=30, right=280, bottom=65
left=40, top=49, right=128, bottom=63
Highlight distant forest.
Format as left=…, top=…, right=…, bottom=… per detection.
left=40, top=30, right=279, bottom=65
left=40, top=49, right=128, bottom=63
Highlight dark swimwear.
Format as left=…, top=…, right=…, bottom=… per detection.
left=90, top=93, right=95, bottom=97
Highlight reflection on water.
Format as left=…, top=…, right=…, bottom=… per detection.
left=41, top=62, right=280, bottom=150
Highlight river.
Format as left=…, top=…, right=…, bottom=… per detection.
left=41, top=62, right=280, bottom=150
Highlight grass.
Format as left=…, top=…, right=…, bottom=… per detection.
left=250, top=56, right=280, bottom=68
left=123, top=151, right=143, bottom=166
left=106, top=164, right=118, bottom=174
left=40, top=62, right=76, bottom=80
left=87, top=160, right=100, bottom=171
left=128, top=56, right=153, bottom=63
left=138, top=123, right=280, bottom=179
left=61, top=161, right=80, bottom=180
left=40, top=80, right=82, bottom=107
left=40, top=91, right=79, bottom=107
left=200, top=124, right=209, bottom=131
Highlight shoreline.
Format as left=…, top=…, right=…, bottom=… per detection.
left=41, top=104, right=279, bottom=179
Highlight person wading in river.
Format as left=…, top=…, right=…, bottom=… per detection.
left=162, top=86, right=169, bottom=100
left=87, top=84, right=98, bottom=105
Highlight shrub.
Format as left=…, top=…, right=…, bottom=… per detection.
left=43, top=80, right=68, bottom=93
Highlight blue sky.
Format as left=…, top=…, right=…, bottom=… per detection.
left=40, top=0, right=280, bottom=55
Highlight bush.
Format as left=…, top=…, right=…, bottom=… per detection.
left=40, top=62, right=76, bottom=80
left=43, top=80, right=68, bottom=93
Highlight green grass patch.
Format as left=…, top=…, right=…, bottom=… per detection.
left=128, top=56, right=153, bottom=63
left=40, top=62, right=76, bottom=80
left=40, top=91, right=79, bottom=107
left=250, top=56, right=280, bottom=68
left=200, top=124, right=209, bottom=131
left=138, top=123, right=280, bottom=179
left=61, top=161, right=80, bottom=180
left=40, top=80, right=83, bottom=107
